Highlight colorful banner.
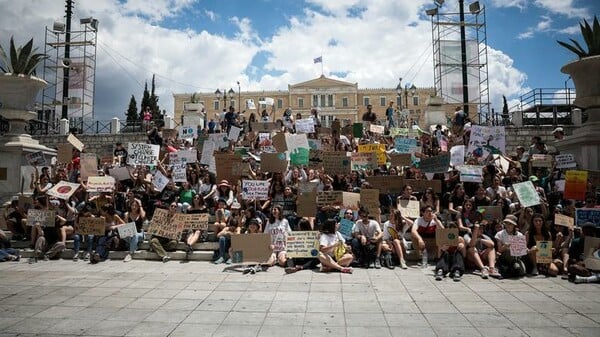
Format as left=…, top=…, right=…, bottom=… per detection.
left=286, top=231, right=320, bottom=258
left=351, top=152, right=377, bottom=171
left=47, top=181, right=80, bottom=200
left=512, top=181, right=541, bottom=208
left=241, top=180, right=270, bottom=200
left=358, top=144, right=386, bottom=165
left=564, top=170, right=588, bottom=200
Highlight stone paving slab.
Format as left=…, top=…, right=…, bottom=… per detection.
left=0, top=260, right=599, bottom=337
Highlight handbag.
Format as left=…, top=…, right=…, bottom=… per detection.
left=334, top=240, right=347, bottom=261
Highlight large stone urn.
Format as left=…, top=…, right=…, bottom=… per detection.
left=556, top=55, right=600, bottom=170
left=0, top=74, right=56, bottom=203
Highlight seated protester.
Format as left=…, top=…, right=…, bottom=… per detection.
left=518, top=206, right=534, bottom=234
left=241, top=206, right=265, bottom=233
left=552, top=222, right=574, bottom=276
left=242, top=219, right=267, bottom=275
left=397, top=185, right=418, bottom=202
left=465, top=221, right=501, bottom=279
left=456, top=199, right=482, bottom=236
left=213, top=218, right=241, bottom=265
left=53, top=198, right=78, bottom=259
left=526, top=213, right=559, bottom=276
left=567, top=222, right=597, bottom=280
left=285, top=218, right=321, bottom=274
left=0, top=229, right=19, bottom=261
left=158, top=180, right=180, bottom=208
left=317, top=219, right=353, bottom=274
left=214, top=180, right=234, bottom=208
left=148, top=203, right=180, bottom=263
left=495, top=215, right=527, bottom=278
left=184, top=195, right=210, bottom=253
left=197, top=172, right=217, bottom=210
left=491, top=195, right=511, bottom=219
left=213, top=199, right=231, bottom=234
left=420, top=188, right=440, bottom=215
left=411, top=205, right=441, bottom=261
left=91, top=204, right=125, bottom=264
left=448, top=184, right=468, bottom=221
left=381, top=209, right=411, bottom=269
left=28, top=198, right=62, bottom=263
left=4, top=200, right=27, bottom=241
left=434, top=221, right=467, bottom=282
left=471, top=184, right=492, bottom=208
left=352, top=207, right=383, bottom=269
left=121, top=198, right=146, bottom=262
left=486, top=175, right=508, bottom=200
left=72, top=203, right=96, bottom=261
left=177, top=181, right=196, bottom=213
left=264, top=206, right=292, bottom=267
left=339, top=209, right=356, bottom=243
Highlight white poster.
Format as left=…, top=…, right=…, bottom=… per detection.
left=450, top=145, right=465, bottom=167
left=555, top=154, right=577, bottom=169
left=153, top=170, right=169, bottom=192
left=178, top=125, right=197, bottom=139
left=228, top=125, right=242, bottom=141
left=457, top=165, right=483, bottom=183
left=467, top=125, right=506, bottom=161
left=116, top=222, right=137, bottom=239
left=241, top=180, right=270, bottom=200
left=208, top=133, right=230, bottom=149
left=172, top=164, right=187, bottom=183
left=127, top=143, right=160, bottom=166
left=295, top=119, right=315, bottom=134
left=47, top=181, right=81, bottom=200
left=170, top=149, right=197, bottom=165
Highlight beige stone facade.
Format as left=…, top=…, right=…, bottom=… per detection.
left=173, top=75, right=437, bottom=127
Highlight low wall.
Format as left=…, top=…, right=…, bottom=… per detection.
left=36, top=133, right=148, bottom=157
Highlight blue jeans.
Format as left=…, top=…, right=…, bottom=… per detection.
left=123, top=231, right=145, bottom=254
left=218, top=236, right=231, bottom=259
left=0, top=248, right=19, bottom=261
left=73, top=234, right=95, bottom=254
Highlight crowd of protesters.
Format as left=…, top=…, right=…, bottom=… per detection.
left=2, top=105, right=599, bottom=284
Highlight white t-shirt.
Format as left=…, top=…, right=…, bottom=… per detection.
left=319, top=232, right=345, bottom=257
left=264, top=218, right=292, bottom=252
left=494, top=229, right=523, bottom=244
left=382, top=220, right=411, bottom=241
left=486, top=186, right=507, bottom=199
left=352, top=219, right=381, bottom=239
left=414, top=217, right=434, bottom=229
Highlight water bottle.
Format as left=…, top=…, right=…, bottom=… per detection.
left=422, top=249, right=428, bottom=268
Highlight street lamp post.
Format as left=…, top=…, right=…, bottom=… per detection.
left=237, top=81, right=241, bottom=112
left=214, top=87, right=235, bottom=111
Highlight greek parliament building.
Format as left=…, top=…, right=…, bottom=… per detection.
left=173, top=75, right=446, bottom=128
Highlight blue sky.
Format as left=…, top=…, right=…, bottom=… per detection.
left=0, top=0, right=597, bottom=120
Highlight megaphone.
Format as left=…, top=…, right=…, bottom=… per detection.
left=61, top=58, right=71, bottom=68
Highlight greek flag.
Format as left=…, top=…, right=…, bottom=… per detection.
left=313, top=56, right=322, bottom=63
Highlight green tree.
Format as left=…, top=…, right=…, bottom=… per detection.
left=126, top=94, right=138, bottom=124
left=140, top=81, right=151, bottom=120
left=149, top=74, right=161, bottom=120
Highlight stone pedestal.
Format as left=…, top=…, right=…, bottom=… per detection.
left=420, top=96, right=448, bottom=128
left=555, top=109, right=600, bottom=171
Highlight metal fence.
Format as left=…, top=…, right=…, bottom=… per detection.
left=508, top=88, right=582, bottom=126
left=0, top=117, right=169, bottom=136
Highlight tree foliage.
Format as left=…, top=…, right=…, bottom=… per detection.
left=126, top=94, right=138, bottom=123
left=149, top=74, right=161, bottom=120
left=140, top=81, right=151, bottom=119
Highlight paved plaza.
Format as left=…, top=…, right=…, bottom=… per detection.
left=0, top=259, right=599, bottom=337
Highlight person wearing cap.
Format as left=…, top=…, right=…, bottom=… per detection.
left=552, top=127, right=565, bottom=140
left=494, top=215, right=527, bottom=278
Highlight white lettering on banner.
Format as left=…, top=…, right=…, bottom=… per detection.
left=127, top=143, right=160, bottom=166
left=241, top=180, right=270, bottom=200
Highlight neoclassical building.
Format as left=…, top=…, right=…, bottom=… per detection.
left=173, top=75, right=438, bottom=127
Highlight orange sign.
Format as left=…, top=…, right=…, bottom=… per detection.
left=564, top=170, right=588, bottom=200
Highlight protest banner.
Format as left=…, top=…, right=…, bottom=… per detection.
left=172, top=164, right=187, bottom=183
left=186, top=213, right=210, bottom=231
left=555, top=154, right=577, bottom=169
left=436, top=228, right=459, bottom=247
left=251, top=121, right=279, bottom=132
left=419, top=153, right=451, bottom=173
left=178, top=125, right=197, bottom=139
left=87, top=176, right=116, bottom=192
left=80, top=153, right=98, bottom=179
left=536, top=241, right=553, bottom=264
left=108, top=166, right=131, bottom=181
left=476, top=206, right=503, bottom=222
left=77, top=217, right=106, bottom=236
left=260, top=152, right=288, bottom=173
left=208, top=133, right=230, bottom=149
left=466, top=125, right=506, bottom=160
left=316, top=191, right=360, bottom=209
left=322, top=151, right=351, bottom=175
left=57, top=144, right=73, bottom=164
left=397, top=199, right=420, bottom=218
left=575, top=208, right=600, bottom=227
left=127, top=143, right=160, bottom=166
left=308, top=149, right=323, bottom=169
left=228, top=125, right=242, bottom=141
left=27, top=209, right=55, bottom=227
left=450, top=145, right=465, bottom=167
left=286, top=231, right=320, bottom=258
left=351, top=152, right=377, bottom=171
left=554, top=213, right=575, bottom=229
left=214, top=152, right=243, bottom=184
left=153, top=170, right=169, bottom=192
left=390, top=153, right=412, bottom=167
left=47, top=181, right=80, bottom=200
left=530, top=154, right=554, bottom=168
left=564, top=170, right=588, bottom=200
left=116, top=222, right=137, bottom=239
left=26, top=151, right=46, bottom=166
left=358, top=144, right=386, bottom=165
left=169, top=149, right=197, bottom=165
left=512, top=181, right=541, bottom=208
left=352, top=123, right=363, bottom=138
left=67, top=133, right=84, bottom=151
left=583, top=237, right=600, bottom=270
left=241, top=180, right=270, bottom=200
left=295, top=118, right=315, bottom=134
left=457, top=165, right=483, bottom=183
left=231, top=233, right=272, bottom=263
left=369, top=124, right=384, bottom=134
left=360, top=189, right=380, bottom=212
left=394, top=138, right=418, bottom=153
left=287, top=133, right=310, bottom=166
left=508, top=235, right=528, bottom=256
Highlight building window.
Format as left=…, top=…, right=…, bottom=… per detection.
left=213, top=100, right=219, bottom=110
left=380, top=96, right=386, bottom=106
left=413, top=96, right=419, bottom=106
left=327, top=94, right=333, bottom=107
left=320, top=94, right=326, bottom=107
left=298, top=97, right=304, bottom=108
left=320, top=115, right=334, bottom=127
left=363, top=97, right=370, bottom=106
left=259, top=97, right=266, bottom=109
left=277, top=98, right=283, bottom=109
left=312, top=95, right=318, bottom=107
left=342, top=97, right=348, bottom=107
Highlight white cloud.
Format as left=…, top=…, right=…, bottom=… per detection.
left=204, top=9, right=217, bottom=22
left=489, top=0, right=527, bottom=9
left=533, top=0, right=589, bottom=19
left=517, top=15, right=552, bottom=39
left=121, top=0, right=197, bottom=22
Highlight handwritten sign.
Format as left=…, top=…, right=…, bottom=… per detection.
left=457, top=165, right=483, bottom=183
left=436, top=228, right=459, bottom=247
left=147, top=208, right=184, bottom=241
left=369, top=124, right=384, bottom=134
left=172, top=164, right=187, bottom=183
left=153, top=170, right=169, bottom=192
left=419, top=153, right=450, bottom=173
left=308, top=149, right=323, bottom=169
left=564, top=170, right=588, bottom=200
left=513, top=181, right=541, bottom=208
left=358, top=144, right=386, bottom=165
left=67, top=133, right=84, bottom=151
left=508, top=235, right=528, bottom=257
left=390, top=153, right=412, bottom=167
left=187, top=213, right=210, bottom=231
left=228, top=125, right=242, bottom=141
left=127, top=143, right=160, bottom=166
left=466, top=125, right=506, bottom=160
left=286, top=231, right=320, bottom=258
left=260, top=152, right=288, bottom=173
left=360, top=189, right=380, bottom=212
left=27, top=209, right=55, bottom=227
left=80, top=153, right=98, bottom=179
left=295, top=118, right=315, bottom=134
left=170, top=149, right=197, bottom=165
left=554, top=213, right=575, bottom=229
left=531, top=154, right=554, bottom=168
left=536, top=241, right=553, bottom=264
left=575, top=208, right=600, bottom=227
left=78, top=217, right=105, bottom=236
left=394, top=138, right=418, bottom=153
left=322, top=151, right=351, bottom=175
left=47, top=181, right=80, bottom=200
left=178, top=125, right=197, bottom=139
left=87, top=176, right=116, bottom=192
left=555, top=154, right=576, bottom=169
left=57, top=144, right=73, bottom=163
left=450, top=145, right=465, bottom=167
left=397, top=199, right=420, bottom=219
left=316, top=191, right=360, bottom=209
left=351, top=152, right=377, bottom=171
left=241, top=180, right=270, bottom=200
left=26, top=151, right=46, bottom=166
left=116, top=222, right=137, bottom=238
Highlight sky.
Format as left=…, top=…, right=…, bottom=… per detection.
left=0, top=0, right=597, bottom=121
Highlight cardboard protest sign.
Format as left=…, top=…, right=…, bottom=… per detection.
left=555, top=154, right=576, bottom=169
left=476, top=206, right=503, bottom=223
left=339, top=218, right=354, bottom=238
left=351, top=152, right=377, bottom=171
left=358, top=144, right=386, bottom=165
left=296, top=182, right=318, bottom=217
left=57, top=144, right=73, bottom=164
left=214, top=152, right=243, bottom=184
left=530, top=154, right=554, bottom=168
left=360, top=189, right=380, bottom=212
left=77, top=217, right=106, bottom=236
left=26, top=151, right=46, bottom=166
left=450, top=145, right=465, bottom=167
left=397, top=199, right=420, bottom=218
left=457, top=165, right=483, bottom=183
left=116, top=222, right=137, bottom=239
left=308, top=149, right=323, bottom=169
left=186, top=213, right=210, bottom=231
left=241, top=180, right=270, bottom=200
left=127, top=143, right=160, bottom=166
left=87, top=176, right=116, bottom=192
left=322, top=151, right=351, bottom=175
left=390, top=153, right=412, bottom=167
left=80, top=153, right=98, bottom=179
left=286, top=231, right=320, bottom=258
left=260, top=152, right=288, bottom=173
left=27, top=209, right=55, bottom=227
left=554, top=213, right=575, bottom=229
left=508, top=235, right=528, bottom=256
left=108, top=166, right=131, bottom=181
left=564, top=170, right=588, bottom=200
left=583, top=237, right=600, bottom=270
left=67, top=133, right=84, bottom=151
left=419, top=153, right=450, bottom=173
left=316, top=191, right=360, bottom=209
left=536, top=241, right=553, bottom=264
left=147, top=208, right=182, bottom=241
left=436, top=228, right=459, bottom=247
left=178, top=125, right=197, bottom=139
left=251, top=122, right=279, bottom=132
left=231, top=233, right=272, bottom=263
left=295, top=118, right=315, bottom=133
left=512, top=181, right=541, bottom=208
left=169, top=149, right=197, bottom=165
left=575, top=208, right=600, bottom=227
left=152, top=170, right=169, bottom=192
left=47, top=181, right=80, bottom=200
left=369, top=124, right=384, bottom=134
